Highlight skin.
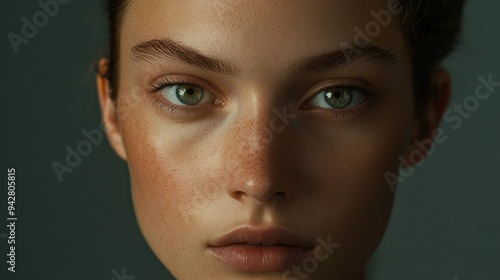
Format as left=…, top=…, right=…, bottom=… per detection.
left=97, top=0, right=451, bottom=279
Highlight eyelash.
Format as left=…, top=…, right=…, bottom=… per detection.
left=149, top=77, right=375, bottom=118
left=303, top=80, right=375, bottom=118
left=149, top=76, right=215, bottom=115
left=151, top=76, right=201, bottom=94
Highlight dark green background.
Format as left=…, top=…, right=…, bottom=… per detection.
left=1, top=1, right=499, bottom=279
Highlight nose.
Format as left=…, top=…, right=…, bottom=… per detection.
left=216, top=99, right=298, bottom=204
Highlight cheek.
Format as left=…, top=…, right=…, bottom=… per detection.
left=117, top=106, right=209, bottom=259
left=302, top=101, right=414, bottom=197
left=126, top=131, right=208, bottom=209
left=300, top=117, right=412, bottom=229
left=125, top=138, right=187, bottom=253
left=297, top=87, right=415, bottom=251
left=122, top=129, right=215, bottom=277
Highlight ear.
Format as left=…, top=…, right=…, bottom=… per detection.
left=96, top=58, right=127, bottom=160
left=402, top=68, right=452, bottom=166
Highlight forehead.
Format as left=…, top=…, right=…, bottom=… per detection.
left=120, top=0, right=408, bottom=74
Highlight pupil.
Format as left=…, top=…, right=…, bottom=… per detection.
left=333, top=91, right=341, bottom=99
left=187, top=88, right=195, bottom=95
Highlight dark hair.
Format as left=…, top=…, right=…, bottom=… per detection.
left=398, top=0, right=465, bottom=111
left=104, top=0, right=465, bottom=111
left=105, top=0, right=131, bottom=101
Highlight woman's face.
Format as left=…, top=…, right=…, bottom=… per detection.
left=102, top=0, right=421, bottom=279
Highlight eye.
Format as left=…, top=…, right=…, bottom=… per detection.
left=159, top=84, right=216, bottom=106
left=309, top=87, right=368, bottom=109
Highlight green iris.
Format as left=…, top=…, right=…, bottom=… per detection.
left=323, top=88, right=353, bottom=109
left=176, top=85, right=204, bottom=105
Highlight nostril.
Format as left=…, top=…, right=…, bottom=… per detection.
left=276, top=191, right=288, bottom=198
left=231, top=190, right=246, bottom=200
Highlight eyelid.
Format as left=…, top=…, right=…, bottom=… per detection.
left=306, top=78, right=373, bottom=97
left=149, top=75, right=218, bottom=94
left=302, top=79, right=373, bottom=105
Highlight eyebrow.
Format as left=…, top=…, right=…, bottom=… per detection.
left=131, top=39, right=397, bottom=76
left=131, top=38, right=237, bottom=75
left=287, top=44, right=398, bottom=76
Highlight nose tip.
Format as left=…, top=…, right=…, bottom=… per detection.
left=220, top=128, right=294, bottom=204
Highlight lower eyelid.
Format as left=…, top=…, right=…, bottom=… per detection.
left=151, top=96, right=197, bottom=115
left=302, top=91, right=373, bottom=119
left=304, top=102, right=371, bottom=120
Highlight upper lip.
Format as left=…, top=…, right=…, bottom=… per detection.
left=208, top=225, right=314, bottom=248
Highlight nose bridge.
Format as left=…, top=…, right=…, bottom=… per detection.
left=239, top=90, right=297, bottom=149
left=235, top=98, right=278, bottom=183
left=219, top=94, right=295, bottom=202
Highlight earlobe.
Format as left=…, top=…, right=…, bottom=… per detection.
left=402, top=68, right=452, bottom=167
left=96, top=58, right=128, bottom=160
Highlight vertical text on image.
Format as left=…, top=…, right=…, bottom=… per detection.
left=6, top=168, right=17, bottom=272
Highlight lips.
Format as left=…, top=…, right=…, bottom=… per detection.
left=207, top=226, right=315, bottom=272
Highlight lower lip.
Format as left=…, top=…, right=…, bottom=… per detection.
left=208, top=244, right=313, bottom=272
